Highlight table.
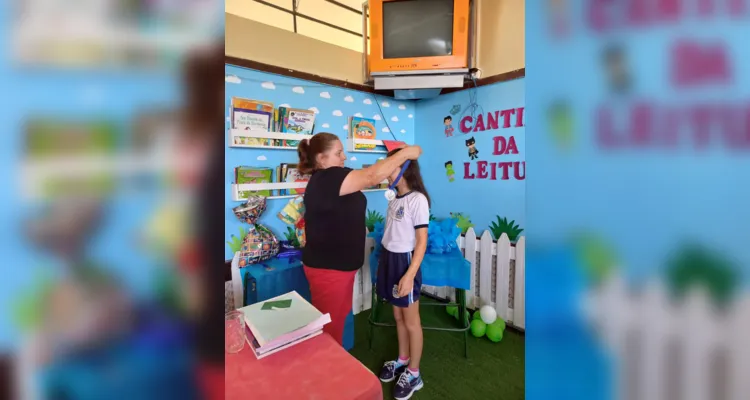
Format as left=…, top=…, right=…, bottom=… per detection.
left=225, top=332, right=382, bottom=400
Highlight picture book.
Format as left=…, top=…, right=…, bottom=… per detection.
left=282, top=108, right=315, bottom=148
left=25, top=119, right=119, bottom=199
left=284, top=165, right=310, bottom=195
left=235, top=166, right=273, bottom=198
left=232, top=97, right=274, bottom=114
left=238, top=290, right=329, bottom=347
left=231, top=97, right=274, bottom=147
left=349, top=116, right=377, bottom=150
left=232, top=109, right=272, bottom=146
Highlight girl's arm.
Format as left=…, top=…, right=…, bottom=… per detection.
left=405, top=228, right=428, bottom=278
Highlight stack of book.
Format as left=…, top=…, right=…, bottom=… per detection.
left=238, top=291, right=331, bottom=359
left=229, top=96, right=317, bottom=148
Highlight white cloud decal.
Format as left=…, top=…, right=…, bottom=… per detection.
left=382, top=101, right=390, bottom=107
left=401, top=129, right=406, bottom=133
left=225, top=75, right=241, bottom=84
left=344, top=95, right=354, bottom=102
left=308, top=107, right=320, bottom=114
left=363, top=99, right=372, bottom=105
left=279, top=103, right=291, bottom=108
left=332, top=110, right=343, bottom=116
left=321, top=123, right=330, bottom=128
left=408, top=114, right=414, bottom=118
left=343, top=124, right=349, bottom=130
left=350, top=156, right=357, bottom=161
left=261, top=81, right=275, bottom=90
left=257, top=155, right=267, bottom=161
left=391, top=116, right=399, bottom=122
left=373, top=115, right=382, bottom=120
left=354, top=112, right=363, bottom=117
left=320, top=91, right=331, bottom=99
left=398, top=104, right=406, bottom=110
left=382, top=127, right=390, bottom=133
left=292, top=86, right=305, bottom=94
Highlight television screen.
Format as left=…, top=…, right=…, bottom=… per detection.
left=382, top=0, right=454, bottom=59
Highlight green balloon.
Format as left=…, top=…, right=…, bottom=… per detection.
left=486, top=322, right=504, bottom=342
left=490, top=318, right=506, bottom=332
left=446, top=305, right=458, bottom=318
left=470, top=320, right=487, bottom=337
left=472, top=311, right=483, bottom=321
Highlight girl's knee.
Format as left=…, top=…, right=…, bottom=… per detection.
left=393, top=307, right=404, bottom=323
left=404, top=314, right=421, bottom=332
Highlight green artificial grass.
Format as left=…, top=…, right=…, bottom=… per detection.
left=349, top=296, right=525, bottom=400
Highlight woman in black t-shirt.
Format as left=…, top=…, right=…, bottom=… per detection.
left=298, top=133, right=421, bottom=346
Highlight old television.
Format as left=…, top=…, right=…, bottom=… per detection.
left=368, top=0, right=470, bottom=74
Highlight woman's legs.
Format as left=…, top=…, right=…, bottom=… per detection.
left=401, top=300, right=423, bottom=371
left=303, top=266, right=356, bottom=346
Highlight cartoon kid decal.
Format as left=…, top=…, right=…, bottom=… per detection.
left=444, top=116, right=454, bottom=137
left=466, top=137, right=479, bottom=160
left=445, top=161, right=455, bottom=182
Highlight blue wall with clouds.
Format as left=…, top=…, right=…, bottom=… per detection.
left=415, top=78, right=525, bottom=238
left=225, top=65, right=416, bottom=259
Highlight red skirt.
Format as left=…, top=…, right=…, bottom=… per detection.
left=303, top=266, right=357, bottom=347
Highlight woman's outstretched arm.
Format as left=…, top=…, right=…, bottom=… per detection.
left=339, top=145, right=422, bottom=196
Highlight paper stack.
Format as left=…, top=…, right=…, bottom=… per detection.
left=238, top=290, right=331, bottom=359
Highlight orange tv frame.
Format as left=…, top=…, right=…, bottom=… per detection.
left=368, top=0, right=470, bottom=74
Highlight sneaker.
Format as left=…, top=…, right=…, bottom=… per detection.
left=379, top=360, right=407, bottom=383
left=393, top=370, right=424, bottom=400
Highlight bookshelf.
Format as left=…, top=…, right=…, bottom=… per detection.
left=228, top=129, right=314, bottom=150
left=21, top=153, right=174, bottom=200
left=231, top=181, right=388, bottom=202
left=346, top=138, right=389, bottom=154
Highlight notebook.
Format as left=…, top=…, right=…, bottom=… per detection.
left=245, top=324, right=323, bottom=360
left=239, top=290, right=329, bottom=347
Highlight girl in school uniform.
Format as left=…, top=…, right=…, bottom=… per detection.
left=377, top=147, right=431, bottom=400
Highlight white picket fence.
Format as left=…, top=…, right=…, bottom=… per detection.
left=353, top=228, right=526, bottom=330
left=585, top=274, right=750, bottom=400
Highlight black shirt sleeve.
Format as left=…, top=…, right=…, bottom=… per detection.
left=316, top=167, right=353, bottom=201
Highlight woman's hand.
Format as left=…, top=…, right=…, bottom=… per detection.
left=401, top=145, right=422, bottom=160
left=340, top=144, right=421, bottom=196
left=397, top=272, right=415, bottom=298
